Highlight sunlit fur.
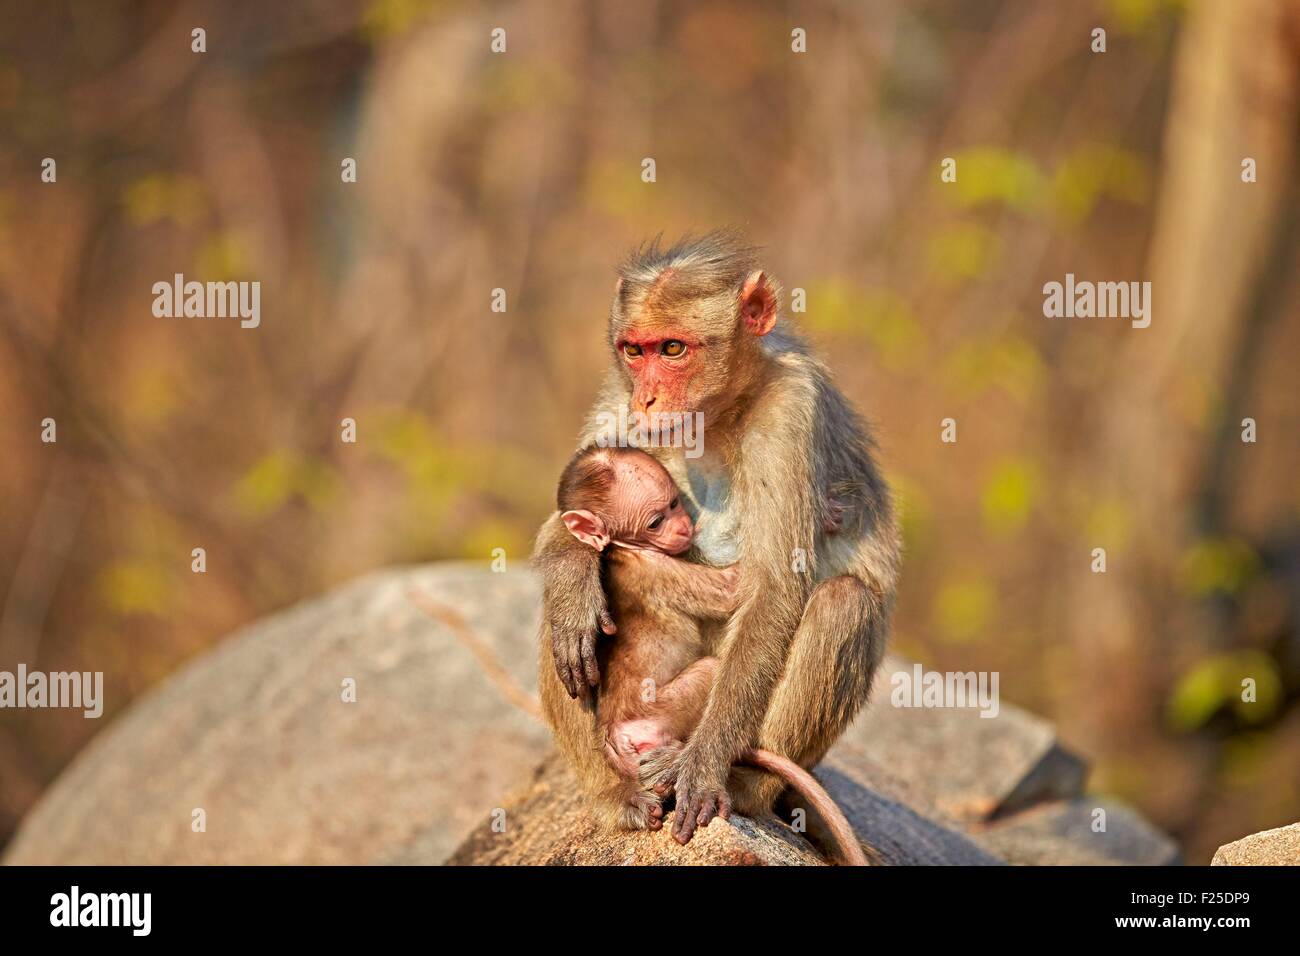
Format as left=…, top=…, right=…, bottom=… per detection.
left=537, top=230, right=900, bottom=846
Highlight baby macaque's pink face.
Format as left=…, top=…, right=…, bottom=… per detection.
left=609, top=455, right=693, bottom=555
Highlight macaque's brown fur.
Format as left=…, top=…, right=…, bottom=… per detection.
left=596, top=544, right=733, bottom=829
left=536, top=230, right=900, bottom=849
left=559, top=447, right=869, bottom=865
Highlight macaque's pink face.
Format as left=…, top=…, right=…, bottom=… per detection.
left=609, top=456, right=693, bottom=555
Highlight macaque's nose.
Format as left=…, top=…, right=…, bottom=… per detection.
left=643, top=394, right=656, bottom=410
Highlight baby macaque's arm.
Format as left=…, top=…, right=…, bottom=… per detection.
left=612, top=549, right=739, bottom=621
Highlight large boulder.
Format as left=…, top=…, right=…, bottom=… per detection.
left=3, top=563, right=549, bottom=865
left=3, top=563, right=1178, bottom=866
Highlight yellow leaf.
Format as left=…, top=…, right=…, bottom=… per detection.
left=97, top=560, right=172, bottom=617
left=932, top=576, right=996, bottom=644
left=941, top=147, right=1046, bottom=212
left=981, top=458, right=1038, bottom=536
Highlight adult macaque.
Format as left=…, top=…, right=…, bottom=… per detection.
left=536, top=231, right=900, bottom=846
left=556, top=444, right=868, bottom=865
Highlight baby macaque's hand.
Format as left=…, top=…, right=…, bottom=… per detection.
left=718, top=564, right=742, bottom=612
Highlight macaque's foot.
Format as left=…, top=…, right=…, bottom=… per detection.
left=619, top=788, right=666, bottom=831
left=636, top=742, right=683, bottom=796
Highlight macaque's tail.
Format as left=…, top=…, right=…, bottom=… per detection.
left=742, top=749, right=870, bottom=867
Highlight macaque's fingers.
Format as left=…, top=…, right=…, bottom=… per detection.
left=551, top=634, right=579, bottom=699
left=717, top=790, right=732, bottom=821
left=673, top=796, right=700, bottom=844
left=579, top=631, right=600, bottom=689
left=598, top=610, right=617, bottom=635
left=696, top=794, right=718, bottom=828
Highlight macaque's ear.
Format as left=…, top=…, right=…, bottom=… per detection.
left=561, top=510, right=611, bottom=551
left=739, top=270, right=777, bottom=337
left=614, top=277, right=624, bottom=296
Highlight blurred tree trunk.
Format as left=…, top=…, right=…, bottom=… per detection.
left=1061, top=0, right=1300, bottom=810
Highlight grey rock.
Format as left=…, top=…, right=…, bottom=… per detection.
left=3, top=563, right=1178, bottom=866
left=3, top=563, right=549, bottom=865
left=972, top=797, right=1182, bottom=865
left=846, top=657, right=1087, bottom=822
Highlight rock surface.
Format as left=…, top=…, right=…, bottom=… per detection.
left=441, top=755, right=828, bottom=866
left=3, top=563, right=1178, bottom=866
left=1211, top=822, right=1300, bottom=866
left=3, top=564, right=550, bottom=865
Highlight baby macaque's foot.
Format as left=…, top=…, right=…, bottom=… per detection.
left=636, top=742, right=683, bottom=797
left=619, top=787, right=666, bottom=831
left=606, top=719, right=677, bottom=779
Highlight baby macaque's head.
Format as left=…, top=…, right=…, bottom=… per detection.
left=557, top=447, right=692, bottom=555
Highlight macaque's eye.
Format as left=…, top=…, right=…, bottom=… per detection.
left=661, top=340, right=686, bottom=357
left=623, top=343, right=642, bottom=358
left=669, top=497, right=679, bottom=509
left=647, top=514, right=664, bottom=530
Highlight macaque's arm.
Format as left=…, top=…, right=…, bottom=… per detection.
left=611, top=549, right=739, bottom=620
left=534, top=511, right=613, bottom=700
left=659, top=400, right=817, bottom=838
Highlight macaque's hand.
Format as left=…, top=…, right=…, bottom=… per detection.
left=641, top=741, right=731, bottom=844
left=823, top=494, right=846, bottom=535
left=546, top=567, right=616, bottom=700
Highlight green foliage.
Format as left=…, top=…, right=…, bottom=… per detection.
left=1050, top=144, right=1150, bottom=225
left=942, top=147, right=1046, bottom=212
left=1179, top=538, right=1261, bottom=597
left=941, top=333, right=1043, bottom=403
left=96, top=559, right=174, bottom=618
left=1084, top=498, right=1134, bottom=554
left=803, top=280, right=924, bottom=371
left=980, top=457, right=1039, bottom=536
left=359, top=0, right=445, bottom=42
left=234, top=451, right=340, bottom=517
left=1167, top=651, right=1283, bottom=731
left=121, top=174, right=206, bottom=227
left=932, top=575, right=997, bottom=644
left=926, top=221, right=999, bottom=284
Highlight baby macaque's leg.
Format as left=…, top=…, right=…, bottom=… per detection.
left=605, top=657, right=718, bottom=780
left=656, top=656, right=716, bottom=729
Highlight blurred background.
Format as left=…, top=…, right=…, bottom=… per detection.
left=1, top=0, right=1298, bottom=864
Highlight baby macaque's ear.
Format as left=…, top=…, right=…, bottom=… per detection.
left=561, top=510, right=610, bottom=551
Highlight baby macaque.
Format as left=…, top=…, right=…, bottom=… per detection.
left=557, top=445, right=868, bottom=865
left=557, top=445, right=735, bottom=827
